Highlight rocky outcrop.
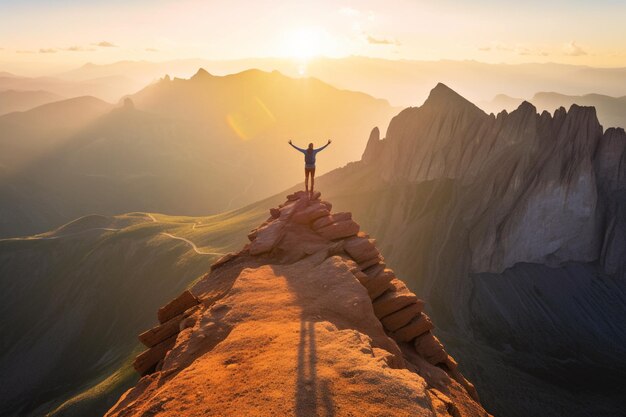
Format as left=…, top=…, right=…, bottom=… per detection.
left=134, top=290, right=201, bottom=375
left=361, top=126, right=382, bottom=164
left=367, top=84, right=612, bottom=273
left=109, top=192, right=490, bottom=417
left=312, top=83, right=626, bottom=417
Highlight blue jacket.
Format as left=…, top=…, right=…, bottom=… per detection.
left=290, top=142, right=330, bottom=167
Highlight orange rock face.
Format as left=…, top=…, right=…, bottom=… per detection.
left=108, top=192, right=491, bottom=417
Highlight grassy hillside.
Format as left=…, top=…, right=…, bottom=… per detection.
left=0, top=203, right=272, bottom=416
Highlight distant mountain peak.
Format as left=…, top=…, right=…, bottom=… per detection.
left=516, top=100, right=537, bottom=113
left=191, top=67, right=212, bottom=80
left=422, top=83, right=484, bottom=114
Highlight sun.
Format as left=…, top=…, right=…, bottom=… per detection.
left=282, top=26, right=334, bottom=61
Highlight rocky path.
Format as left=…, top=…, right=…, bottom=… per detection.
left=106, top=191, right=491, bottom=417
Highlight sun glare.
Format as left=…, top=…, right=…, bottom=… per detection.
left=282, top=26, right=335, bottom=61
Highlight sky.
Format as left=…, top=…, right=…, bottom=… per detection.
left=1, top=0, right=626, bottom=75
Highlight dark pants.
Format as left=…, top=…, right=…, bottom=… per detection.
left=305, top=167, right=316, bottom=192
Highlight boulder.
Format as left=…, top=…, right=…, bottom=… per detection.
left=210, top=252, right=238, bottom=271
left=139, top=305, right=199, bottom=347
left=133, top=335, right=177, bottom=375
left=362, top=262, right=386, bottom=279
left=363, top=268, right=395, bottom=299
left=316, top=219, right=360, bottom=240
left=158, top=290, right=199, bottom=323
left=312, top=212, right=352, bottom=230
left=443, top=354, right=458, bottom=371
left=286, top=191, right=307, bottom=201
left=249, top=220, right=287, bottom=255
left=392, top=313, right=434, bottom=342
left=372, top=280, right=418, bottom=318
left=270, top=208, right=280, bottom=218
left=413, top=332, right=447, bottom=365
left=358, top=256, right=384, bottom=271
left=380, top=302, right=425, bottom=332
left=291, top=202, right=330, bottom=224
left=343, top=236, right=378, bottom=263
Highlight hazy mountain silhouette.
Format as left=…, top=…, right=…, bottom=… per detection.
left=0, top=69, right=397, bottom=238
left=0, top=72, right=137, bottom=102
left=59, top=57, right=626, bottom=106
left=0, top=89, right=64, bottom=115
left=481, top=91, right=626, bottom=129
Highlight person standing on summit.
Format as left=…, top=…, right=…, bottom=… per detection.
left=288, top=139, right=331, bottom=195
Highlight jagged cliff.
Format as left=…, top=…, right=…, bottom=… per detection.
left=105, top=191, right=490, bottom=417
left=306, top=84, right=626, bottom=416
left=369, top=83, right=619, bottom=273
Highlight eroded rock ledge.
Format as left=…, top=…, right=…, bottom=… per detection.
left=107, top=192, right=490, bottom=417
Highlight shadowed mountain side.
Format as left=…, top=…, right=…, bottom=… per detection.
left=106, top=191, right=489, bottom=417
left=0, top=205, right=270, bottom=417
left=0, top=69, right=398, bottom=238
left=294, top=84, right=626, bottom=417
left=0, top=96, right=113, bottom=170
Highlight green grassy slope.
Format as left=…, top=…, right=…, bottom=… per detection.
left=0, top=205, right=270, bottom=417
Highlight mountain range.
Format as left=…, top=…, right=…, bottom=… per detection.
left=0, top=68, right=397, bottom=238
left=6, top=58, right=626, bottom=109
left=481, top=91, right=626, bottom=128
left=0, top=89, right=64, bottom=115
left=0, top=71, right=136, bottom=103
left=2, top=82, right=625, bottom=417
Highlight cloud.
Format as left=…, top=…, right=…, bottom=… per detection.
left=16, top=50, right=35, bottom=54
left=145, top=47, right=158, bottom=52
left=563, top=41, right=587, bottom=56
left=63, top=45, right=96, bottom=52
left=39, top=48, right=57, bottom=53
left=366, top=35, right=400, bottom=46
left=478, top=46, right=491, bottom=51
left=95, top=41, right=117, bottom=47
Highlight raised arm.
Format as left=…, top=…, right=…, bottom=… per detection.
left=314, top=140, right=332, bottom=153
left=288, top=140, right=306, bottom=153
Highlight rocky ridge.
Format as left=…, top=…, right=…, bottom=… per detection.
left=107, top=191, right=490, bottom=417
left=312, top=83, right=626, bottom=416
left=357, top=83, right=626, bottom=279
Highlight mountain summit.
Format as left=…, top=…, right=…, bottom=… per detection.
left=105, top=191, right=490, bottom=417
left=423, top=82, right=483, bottom=112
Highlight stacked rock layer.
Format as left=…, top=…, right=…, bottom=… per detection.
left=123, top=191, right=487, bottom=417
